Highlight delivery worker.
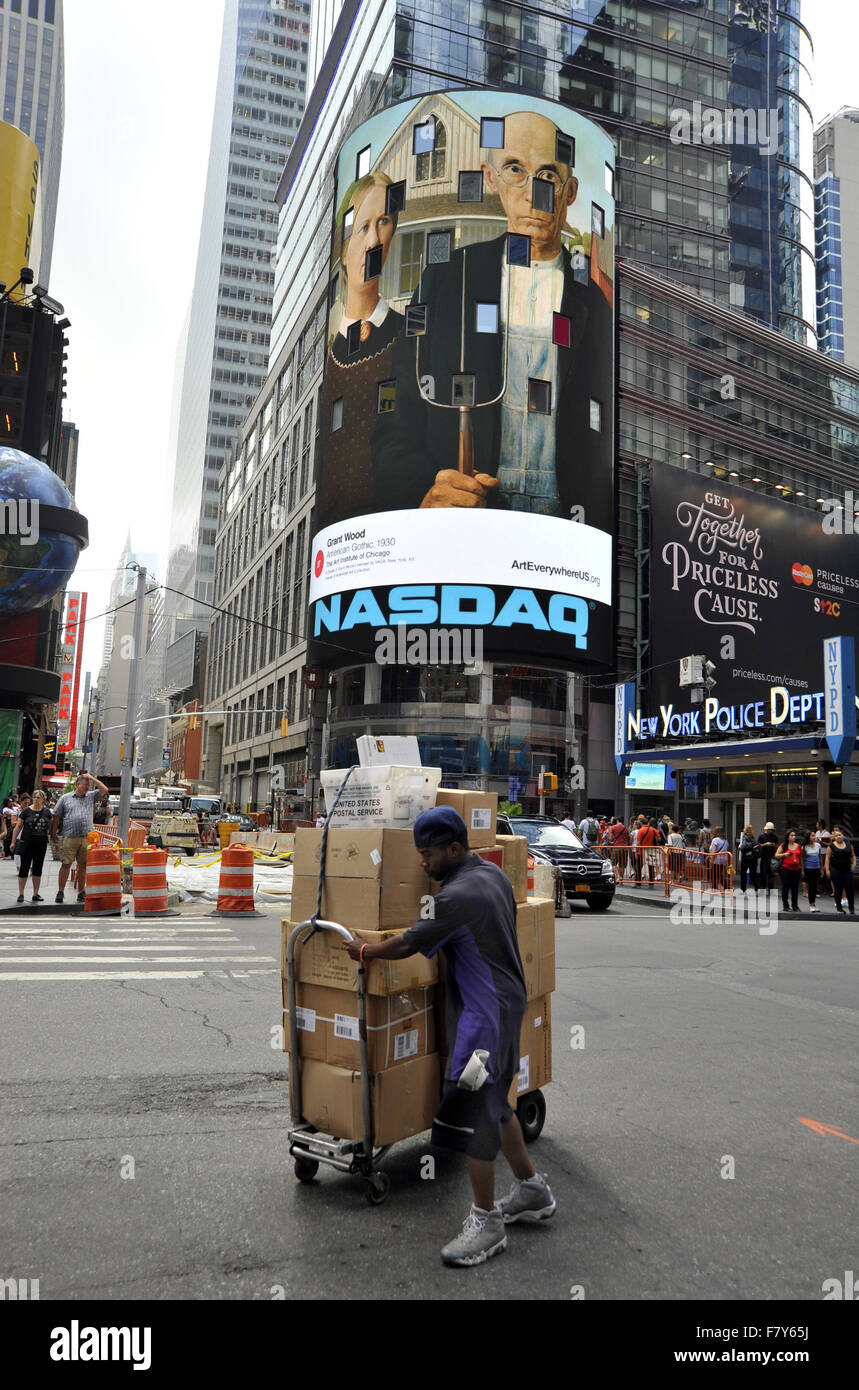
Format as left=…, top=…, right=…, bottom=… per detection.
left=344, top=805, right=555, bottom=1266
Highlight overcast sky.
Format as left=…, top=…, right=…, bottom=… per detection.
left=50, top=0, right=858, bottom=698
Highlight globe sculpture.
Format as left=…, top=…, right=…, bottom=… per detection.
left=0, top=447, right=85, bottom=620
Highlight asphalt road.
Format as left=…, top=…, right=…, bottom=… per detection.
left=1, top=896, right=857, bottom=1301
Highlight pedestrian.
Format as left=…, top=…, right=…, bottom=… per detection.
left=667, top=822, right=684, bottom=880
left=816, top=821, right=832, bottom=895
left=708, top=826, right=731, bottom=891
left=637, top=817, right=659, bottom=886
left=10, top=790, right=52, bottom=903
left=578, top=809, right=600, bottom=848
left=49, top=771, right=110, bottom=904
left=609, top=816, right=630, bottom=879
left=738, top=824, right=759, bottom=892
left=10, top=793, right=31, bottom=873
left=698, top=819, right=712, bottom=853
left=344, top=806, right=554, bottom=1265
left=774, top=830, right=802, bottom=912
left=560, top=809, right=577, bottom=834
left=802, top=830, right=821, bottom=913
left=757, top=821, right=778, bottom=891
left=825, top=827, right=855, bottom=915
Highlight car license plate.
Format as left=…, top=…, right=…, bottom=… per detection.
left=575, top=884, right=590, bottom=892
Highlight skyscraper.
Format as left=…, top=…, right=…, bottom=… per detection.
left=814, top=106, right=859, bottom=367
left=165, top=0, right=311, bottom=626
left=0, top=0, right=65, bottom=282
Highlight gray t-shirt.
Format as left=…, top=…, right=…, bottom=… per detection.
left=54, top=790, right=98, bottom=839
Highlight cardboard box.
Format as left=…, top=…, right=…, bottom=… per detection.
left=282, top=981, right=435, bottom=1071
left=434, top=789, right=497, bottom=849
left=294, top=1053, right=441, bottom=1145
left=321, top=765, right=441, bottom=827
left=495, top=834, right=529, bottom=903
left=282, top=920, right=438, bottom=996
left=515, top=897, right=556, bottom=999
left=292, top=827, right=430, bottom=931
left=508, top=994, right=552, bottom=1104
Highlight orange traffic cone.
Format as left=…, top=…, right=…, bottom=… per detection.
left=208, top=844, right=261, bottom=917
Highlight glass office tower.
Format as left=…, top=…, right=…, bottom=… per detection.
left=0, top=0, right=65, bottom=282
left=287, top=0, right=814, bottom=356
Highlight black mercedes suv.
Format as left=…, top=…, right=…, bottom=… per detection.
left=496, top=813, right=616, bottom=911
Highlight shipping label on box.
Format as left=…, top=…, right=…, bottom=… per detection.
left=434, top=789, right=497, bottom=848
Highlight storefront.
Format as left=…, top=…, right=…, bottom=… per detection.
left=624, top=738, right=859, bottom=844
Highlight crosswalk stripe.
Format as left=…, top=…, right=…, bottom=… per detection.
left=0, top=969, right=280, bottom=981
left=0, top=955, right=274, bottom=964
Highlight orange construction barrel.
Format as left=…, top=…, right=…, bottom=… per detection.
left=85, top=845, right=123, bottom=915
left=209, top=843, right=261, bottom=917
left=132, top=847, right=178, bottom=918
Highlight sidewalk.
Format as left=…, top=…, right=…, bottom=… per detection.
left=0, top=850, right=88, bottom=915
left=614, top=882, right=855, bottom=922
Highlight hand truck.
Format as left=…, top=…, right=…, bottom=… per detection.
left=285, top=918, right=393, bottom=1205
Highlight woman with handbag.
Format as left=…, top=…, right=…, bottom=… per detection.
left=775, top=830, right=803, bottom=912
left=10, top=790, right=52, bottom=904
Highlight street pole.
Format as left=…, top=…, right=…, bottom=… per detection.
left=118, top=566, right=147, bottom=847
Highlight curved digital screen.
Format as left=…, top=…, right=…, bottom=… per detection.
left=310, top=90, right=615, bottom=670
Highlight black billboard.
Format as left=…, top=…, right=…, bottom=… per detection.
left=648, top=466, right=859, bottom=724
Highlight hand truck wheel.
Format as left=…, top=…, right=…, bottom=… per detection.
left=516, top=1089, right=546, bottom=1144
left=294, top=1156, right=319, bottom=1182
left=364, top=1171, right=390, bottom=1205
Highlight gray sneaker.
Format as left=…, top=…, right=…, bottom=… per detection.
left=441, top=1205, right=507, bottom=1267
left=496, top=1174, right=556, bottom=1224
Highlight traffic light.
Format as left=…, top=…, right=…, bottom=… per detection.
left=540, top=772, right=558, bottom=793
left=119, top=739, right=124, bottom=761
left=280, top=717, right=289, bottom=738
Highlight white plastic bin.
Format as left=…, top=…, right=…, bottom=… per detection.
left=321, top=766, right=442, bottom=827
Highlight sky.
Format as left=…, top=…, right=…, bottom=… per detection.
left=49, top=0, right=858, bottom=701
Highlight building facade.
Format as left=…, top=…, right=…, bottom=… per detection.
left=814, top=106, right=859, bottom=367
left=165, top=0, right=311, bottom=622
left=0, top=0, right=64, bottom=282
left=207, top=0, right=856, bottom=834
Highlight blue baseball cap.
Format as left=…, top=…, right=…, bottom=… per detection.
left=413, top=806, right=468, bottom=850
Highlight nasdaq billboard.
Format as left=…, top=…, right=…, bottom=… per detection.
left=309, top=90, right=615, bottom=669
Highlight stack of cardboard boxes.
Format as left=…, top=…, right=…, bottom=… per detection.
left=282, top=783, right=554, bottom=1144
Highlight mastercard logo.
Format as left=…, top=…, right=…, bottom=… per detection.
left=791, top=562, right=813, bottom=586
left=314, top=549, right=324, bottom=578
